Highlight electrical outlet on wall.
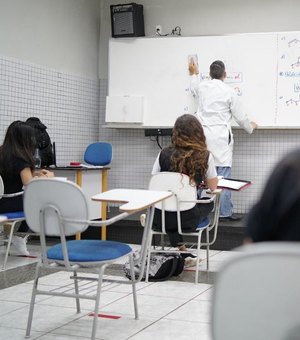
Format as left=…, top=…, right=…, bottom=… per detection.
left=155, top=25, right=162, bottom=35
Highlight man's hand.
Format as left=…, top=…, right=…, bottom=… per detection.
left=251, top=121, right=258, bottom=130
left=188, top=61, right=199, bottom=75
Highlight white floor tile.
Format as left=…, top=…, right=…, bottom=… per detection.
left=0, top=325, right=42, bottom=340
left=166, top=299, right=212, bottom=323
left=137, top=280, right=212, bottom=299
left=129, top=319, right=212, bottom=340
left=0, top=304, right=81, bottom=332
left=0, top=301, right=27, bottom=317
left=0, top=282, right=50, bottom=303
left=51, top=314, right=157, bottom=340
left=0, top=247, right=234, bottom=339
left=101, top=293, right=190, bottom=319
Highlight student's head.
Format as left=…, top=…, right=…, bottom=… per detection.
left=171, top=114, right=209, bottom=182
left=0, top=121, right=36, bottom=169
left=245, top=148, right=300, bottom=242
left=209, top=60, right=226, bottom=80
left=172, top=114, right=206, bottom=148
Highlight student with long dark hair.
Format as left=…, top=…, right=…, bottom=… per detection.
left=245, top=148, right=300, bottom=242
left=0, top=120, right=54, bottom=255
left=151, top=114, right=218, bottom=255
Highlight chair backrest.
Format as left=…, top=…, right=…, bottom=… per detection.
left=84, top=142, right=112, bottom=166
left=24, top=178, right=89, bottom=236
left=0, top=174, right=24, bottom=199
left=148, top=172, right=197, bottom=212
left=211, top=242, right=300, bottom=340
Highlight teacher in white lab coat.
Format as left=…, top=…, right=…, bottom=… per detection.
left=189, top=60, right=257, bottom=221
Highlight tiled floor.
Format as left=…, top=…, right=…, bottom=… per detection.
left=0, top=242, right=238, bottom=340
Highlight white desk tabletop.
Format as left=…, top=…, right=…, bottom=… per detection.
left=92, top=188, right=172, bottom=213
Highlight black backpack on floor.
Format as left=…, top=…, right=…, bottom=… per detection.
left=124, top=251, right=185, bottom=282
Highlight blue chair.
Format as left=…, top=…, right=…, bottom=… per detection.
left=23, top=178, right=138, bottom=340
left=84, top=142, right=112, bottom=166
left=0, top=175, right=26, bottom=270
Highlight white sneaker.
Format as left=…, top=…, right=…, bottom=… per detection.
left=184, top=256, right=201, bottom=268
left=11, top=235, right=30, bottom=256
left=140, top=214, right=146, bottom=227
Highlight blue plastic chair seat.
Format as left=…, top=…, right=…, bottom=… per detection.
left=196, top=217, right=210, bottom=230
left=2, top=211, right=25, bottom=219
left=47, top=240, right=132, bottom=262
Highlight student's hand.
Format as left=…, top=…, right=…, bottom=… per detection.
left=251, top=121, right=258, bottom=130
left=188, top=61, right=199, bottom=75
left=34, top=169, right=54, bottom=178
left=42, top=169, right=54, bottom=178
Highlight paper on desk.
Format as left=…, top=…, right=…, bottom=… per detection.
left=80, top=163, right=104, bottom=169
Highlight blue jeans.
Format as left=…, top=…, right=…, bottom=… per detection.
left=216, top=166, right=233, bottom=218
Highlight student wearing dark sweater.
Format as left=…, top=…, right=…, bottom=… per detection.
left=245, top=148, right=300, bottom=242
left=0, top=120, right=54, bottom=255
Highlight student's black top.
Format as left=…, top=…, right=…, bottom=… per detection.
left=245, top=148, right=300, bottom=242
left=0, top=156, right=30, bottom=213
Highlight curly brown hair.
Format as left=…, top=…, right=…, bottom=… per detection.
left=170, top=114, right=209, bottom=184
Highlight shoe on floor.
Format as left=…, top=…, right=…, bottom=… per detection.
left=184, top=256, right=201, bottom=268
left=140, top=214, right=146, bottom=227
left=219, top=214, right=242, bottom=221
left=11, top=235, right=30, bottom=256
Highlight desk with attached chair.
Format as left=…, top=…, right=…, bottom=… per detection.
left=23, top=178, right=171, bottom=340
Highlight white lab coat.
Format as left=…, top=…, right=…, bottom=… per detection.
left=190, top=76, right=253, bottom=167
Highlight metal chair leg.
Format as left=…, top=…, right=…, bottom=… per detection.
left=129, top=253, right=139, bottom=319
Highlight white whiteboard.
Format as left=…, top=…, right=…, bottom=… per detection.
left=107, top=32, right=300, bottom=128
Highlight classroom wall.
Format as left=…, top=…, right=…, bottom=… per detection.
left=98, top=0, right=300, bottom=213
left=1, top=0, right=300, bottom=214
left=0, top=0, right=100, bottom=78
left=0, top=0, right=100, bottom=164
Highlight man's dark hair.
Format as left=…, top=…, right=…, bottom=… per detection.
left=209, top=60, right=225, bottom=79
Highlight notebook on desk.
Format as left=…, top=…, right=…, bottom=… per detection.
left=217, top=177, right=252, bottom=191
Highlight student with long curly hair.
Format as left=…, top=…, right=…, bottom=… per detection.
left=0, top=120, right=54, bottom=255
left=151, top=114, right=218, bottom=252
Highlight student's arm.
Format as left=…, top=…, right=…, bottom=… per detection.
left=20, top=167, right=35, bottom=186
left=204, top=153, right=218, bottom=191
left=206, top=176, right=218, bottom=191
left=20, top=167, right=54, bottom=186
